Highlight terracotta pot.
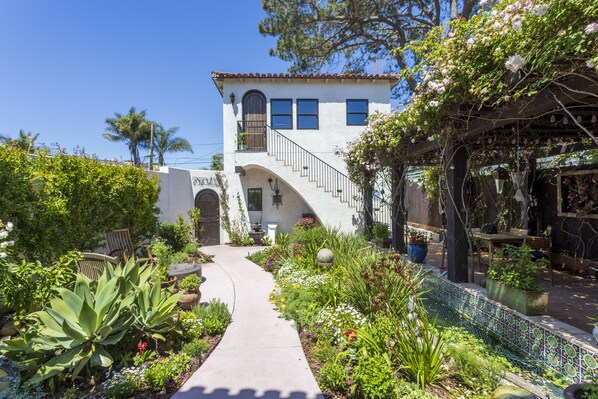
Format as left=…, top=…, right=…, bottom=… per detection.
left=161, top=278, right=177, bottom=289
left=179, top=290, right=201, bottom=310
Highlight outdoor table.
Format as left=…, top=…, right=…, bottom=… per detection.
left=470, top=229, right=528, bottom=272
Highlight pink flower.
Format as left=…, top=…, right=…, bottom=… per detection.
left=585, top=22, right=598, bottom=35
left=343, top=329, right=357, bottom=342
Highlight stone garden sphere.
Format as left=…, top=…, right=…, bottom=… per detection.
left=317, top=248, right=334, bottom=266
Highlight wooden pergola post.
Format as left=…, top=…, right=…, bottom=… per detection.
left=445, top=141, right=469, bottom=282
left=363, top=184, right=374, bottom=237
left=391, top=161, right=406, bottom=253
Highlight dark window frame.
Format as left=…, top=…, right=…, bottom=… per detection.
left=346, top=99, right=369, bottom=126
left=297, top=99, right=319, bottom=129
left=247, top=188, right=263, bottom=211
left=270, top=99, right=293, bottom=130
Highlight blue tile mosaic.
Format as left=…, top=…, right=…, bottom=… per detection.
left=424, top=272, right=598, bottom=384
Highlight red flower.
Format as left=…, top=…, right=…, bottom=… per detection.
left=343, top=329, right=357, bottom=342
left=137, top=341, right=148, bottom=355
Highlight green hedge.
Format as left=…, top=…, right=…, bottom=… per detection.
left=0, top=146, right=160, bottom=261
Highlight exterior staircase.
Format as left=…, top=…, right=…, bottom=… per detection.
left=258, top=125, right=392, bottom=229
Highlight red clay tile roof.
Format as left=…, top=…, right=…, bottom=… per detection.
left=211, top=71, right=401, bottom=93
left=211, top=71, right=400, bottom=80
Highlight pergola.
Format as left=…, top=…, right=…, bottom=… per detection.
left=395, top=74, right=598, bottom=283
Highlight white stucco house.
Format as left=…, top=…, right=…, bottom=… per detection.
left=154, top=72, right=399, bottom=245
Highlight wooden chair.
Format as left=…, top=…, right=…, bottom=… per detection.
left=106, top=228, right=154, bottom=265
left=76, top=252, right=119, bottom=280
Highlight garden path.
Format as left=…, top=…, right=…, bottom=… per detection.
left=172, top=245, right=325, bottom=399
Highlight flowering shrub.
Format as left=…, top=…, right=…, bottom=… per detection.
left=295, top=216, right=317, bottom=230
left=144, top=352, right=190, bottom=392
left=409, top=231, right=430, bottom=246
left=344, top=0, right=598, bottom=188
left=309, top=303, right=366, bottom=343
left=102, top=367, right=144, bottom=399
left=179, top=311, right=204, bottom=339
left=275, top=262, right=332, bottom=290
left=0, top=220, right=14, bottom=259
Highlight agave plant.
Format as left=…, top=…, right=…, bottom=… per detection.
left=133, top=281, right=182, bottom=341
left=0, top=259, right=146, bottom=382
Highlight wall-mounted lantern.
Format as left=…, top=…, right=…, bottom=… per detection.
left=229, top=92, right=235, bottom=104
left=492, top=167, right=510, bottom=194
left=267, top=177, right=283, bottom=209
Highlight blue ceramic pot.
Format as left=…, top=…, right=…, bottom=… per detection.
left=408, top=243, right=428, bottom=263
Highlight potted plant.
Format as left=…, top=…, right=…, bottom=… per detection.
left=563, top=382, right=598, bottom=399
left=237, top=131, right=247, bottom=150
left=177, top=274, right=201, bottom=309
left=525, top=225, right=552, bottom=251
left=486, top=244, right=549, bottom=316
left=408, top=231, right=429, bottom=263
left=372, top=223, right=391, bottom=248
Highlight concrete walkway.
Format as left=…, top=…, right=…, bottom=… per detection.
left=172, top=246, right=325, bottom=399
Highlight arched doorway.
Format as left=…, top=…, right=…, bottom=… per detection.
left=195, top=189, right=220, bottom=245
left=242, top=90, right=267, bottom=150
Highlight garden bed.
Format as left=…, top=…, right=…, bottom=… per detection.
left=250, top=225, right=539, bottom=399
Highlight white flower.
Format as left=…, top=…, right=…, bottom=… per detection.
left=429, top=100, right=440, bottom=107
left=533, top=4, right=549, bottom=16
left=505, top=55, right=526, bottom=72
left=0, top=231, right=7, bottom=240
left=587, top=60, right=597, bottom=69
left=493, top=22, right=502, bottom=30
left=5, top=222, right=12, bottom=232
left=585, top=22, right=598, bottom=35
left=512, top=18, right=522, bottom=31
left=0, top=252, right=6, bottom=259
left=481, top=36, right=491, bottom=44
left=558, top=29, right=566, bottom=36
left=479, top=0, right=488, bottom=6
left=467, top=37, right=475, bottom=50
left=0, top=241, right=14, bottom=249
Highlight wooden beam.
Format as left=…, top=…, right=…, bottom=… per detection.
left=406, top=76, right=598, bottom=159
left=391, top=162, right=406, bottom=253
left=445, top=140, right=469, bottom=283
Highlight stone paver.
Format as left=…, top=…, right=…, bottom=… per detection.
left=173, top=246, right=324, bottom=399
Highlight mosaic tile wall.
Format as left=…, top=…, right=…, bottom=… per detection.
left=424, top=273, right=598, bottom=383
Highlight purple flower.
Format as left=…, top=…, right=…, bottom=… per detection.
left=585, top=22, right=598, bottom=35
left=180, top=372, right=187, bottom=380
left=331, top=327, right=337, bottom=333
left=168, top=378, right=175, bottom=386
left=264, top=259, right=274, bottom=271
left=142, top=361, right=151, bottom=367
left=346, top=366, right=353, bottom=371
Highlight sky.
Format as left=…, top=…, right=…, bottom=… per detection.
left=0, top=1, right=295, bottom=169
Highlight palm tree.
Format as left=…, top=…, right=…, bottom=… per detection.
left=210, top=153, right=224, bottom=170
left=1, top=130, right=40, bottom=152
left=152, top=126, right=193, bottom=166
left=103, top=107, right=153, bottom=166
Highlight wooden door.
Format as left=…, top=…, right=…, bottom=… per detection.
left=195, top=190, right=220, bottom=245
left=242, top=91, right=266, bottom=150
